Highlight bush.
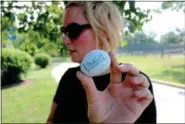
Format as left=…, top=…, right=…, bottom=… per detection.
left=59, top=42, right=68, bottom=56
left=34, top=53, right=51, bottom=68
left=39, top=42, right=60, bottom=57
left=2, top=48, right=33, bottom=86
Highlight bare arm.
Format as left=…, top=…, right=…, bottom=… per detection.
left=46, top=102, right=58, bottom=123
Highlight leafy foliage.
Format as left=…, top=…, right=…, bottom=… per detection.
left=3, top=1, right=182, bottom=57
left=2, top=1, right=152, bottom=39
left=20, top=41, right=39, bottom=56
left=161, top=1, right=185, bottom=11
left=2, top=48, right=33, bottom=86
left=1, top=1, right=65, bottom=55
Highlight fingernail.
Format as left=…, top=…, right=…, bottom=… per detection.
left=117, top=64, right=123, bottom=70
left=116, top=66, right=120, bottom=71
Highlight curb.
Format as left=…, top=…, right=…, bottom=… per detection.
left=151, top=79, right=185, bottom=89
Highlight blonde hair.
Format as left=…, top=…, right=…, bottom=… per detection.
left=65, top=1, right=123, bottom=52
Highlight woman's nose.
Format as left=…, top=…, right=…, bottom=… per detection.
left=63, top=34, right=72, bottom=45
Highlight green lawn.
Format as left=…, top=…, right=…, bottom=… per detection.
left=2, top=65, right=57, bottom=123
left=52, top=54, right=184, bottom=84
left=117, top=54, right=185, bottom=85
left=51, top=56, right=71, bottom=63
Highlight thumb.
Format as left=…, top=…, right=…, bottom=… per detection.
left=76, top=71, right=100, bottom=105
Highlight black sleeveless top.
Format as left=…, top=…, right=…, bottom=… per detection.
left=53, top=66, right=157, bottom=123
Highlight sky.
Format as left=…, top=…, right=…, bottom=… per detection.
left=135, top=2, right=185, bottom=40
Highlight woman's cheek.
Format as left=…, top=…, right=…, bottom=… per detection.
left=75, top=30, right=97, bottom=58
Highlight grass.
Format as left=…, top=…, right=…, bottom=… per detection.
left=2, top=65, right=57, bottom=123
left=117, top=54, right=185, bottom=85
left=2, top=54, right=184, bottom=123
left=51, top=56, right=71, bottom=63
left=51, top=54, right=184, bottom=84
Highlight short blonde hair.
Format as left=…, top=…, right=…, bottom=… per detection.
left=65, top=1, right=123, bottom=52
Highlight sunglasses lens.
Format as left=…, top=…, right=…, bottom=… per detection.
left=61, top=23, right=91, bottom=40
left=67, top=24, right=81, bottom=40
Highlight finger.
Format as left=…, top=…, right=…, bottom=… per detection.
left=125, top=74, right=150, bottom=89
left=135, top=74, right=150, bottom=88
left=76, top=71, right=100, bottom=104
left=109, top=51, right=119, bottom=68
left=109, top=51, right=122, bottom=83
left=116, top=63, right=140, bottom=76
left=132, top=88, right=153, bottom=108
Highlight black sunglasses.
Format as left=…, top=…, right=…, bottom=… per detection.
left=61, top=23, right=91, bottom=40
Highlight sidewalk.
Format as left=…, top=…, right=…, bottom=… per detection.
left=51, top=62, right=185, bottom=123
left=51, top=62, right=79, bottom=82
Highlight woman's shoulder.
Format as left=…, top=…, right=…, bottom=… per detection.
left=59, top=65, right=80, bottom=82
left=57, top=66, right=81, bottom=89
left=66, top=66, right=80, bottom=75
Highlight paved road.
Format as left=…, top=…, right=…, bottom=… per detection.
left=153, top=83, right=185, bottom=123
left=51, top=62, right=185, bottom=123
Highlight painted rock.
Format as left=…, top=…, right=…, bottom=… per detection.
left=80, top=49, right=111, bottom=77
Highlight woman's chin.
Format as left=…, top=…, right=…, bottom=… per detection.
left=69, top=52, right=82, bottom=63
left=70, top=56, right=81, bottom=63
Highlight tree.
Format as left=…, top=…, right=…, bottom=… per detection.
left=1, top=1, right=154, bottom=56
left=160, top=2, right=185, bottom=44
left=122, top=31, right=157, bottom=45
left=64, top=1, right=152, bottom=33
left=1, top=1, right=64, bottom=42
left=1, top=1, right=67, bottom=55
left=1, top=1, right=153, bottom=38
left=175, top=28, right=185, bottom=44
left=160, top=31, right=183, bottom=44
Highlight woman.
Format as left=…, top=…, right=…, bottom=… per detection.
left=47, top=1, right=157, bottom=123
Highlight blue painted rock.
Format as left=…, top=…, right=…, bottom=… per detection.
left=80, top=49, right=111, bottom=77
